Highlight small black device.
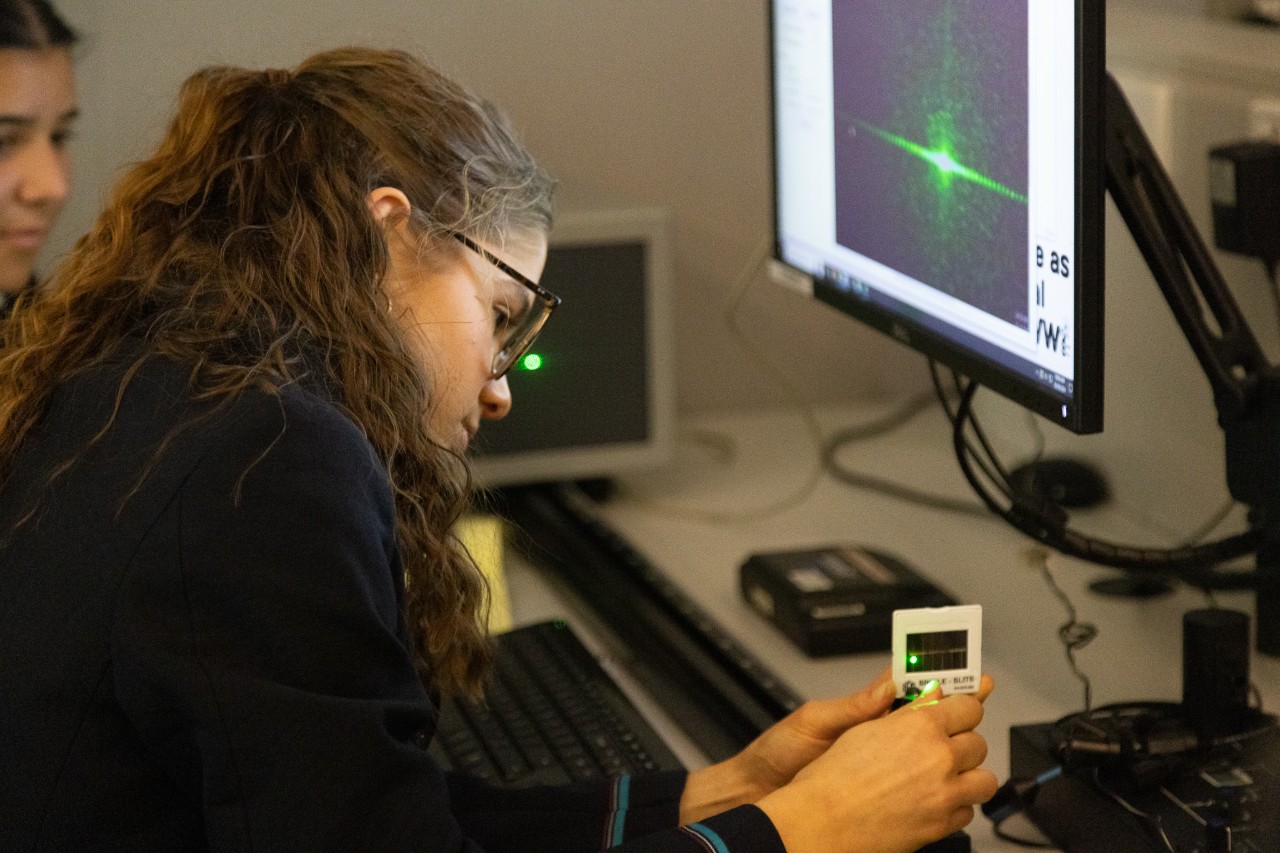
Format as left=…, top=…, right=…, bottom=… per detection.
left=1009, top=707, right=1279, bottom=852
left=1209, top=140, right=1280, bottom=263
left=999, top=610, right=1271, bottom=851
left=1009, top=457, right=1110, bottom=509
left=1183, top=608, right=1252, bottom=741
left=739, top=545, right=956, bottom=656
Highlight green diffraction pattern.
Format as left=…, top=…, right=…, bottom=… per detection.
left=840, top=0, right=1026, bottom=314
left=852, top=119, right=1026, bottom=205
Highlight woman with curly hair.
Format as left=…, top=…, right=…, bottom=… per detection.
left=0, top=46, right=994, bottom=853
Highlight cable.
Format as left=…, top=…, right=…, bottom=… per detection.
left=824, top=390, right=936, bottom=443
left=820, top=389, right=994, bottom=518
left=1014, top=399, right=1241, bottom=548
left=991, top=816, right=1058, bottom=849
left=944, top=371, right=1261, bottom=577
left=624, top=238, right=827, bottom=523
left=821, top=462, right=992, bottom=518
left=677, top=427, right=737, bottom=464
left=984, top=766, right=1064, bottom=848
left=1177, top=499, right=1240, bottom=548
left=1024, top=548, right=1097, bottom=712
left=1090, top=769, right=1178, bottom=853
left=932, top=364, right=1016, bottom=503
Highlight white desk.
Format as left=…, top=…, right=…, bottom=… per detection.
left=504, top=400, right=1280, bottom=852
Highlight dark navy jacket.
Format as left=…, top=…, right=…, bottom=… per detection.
left=0, top=348, right=783, bottom=853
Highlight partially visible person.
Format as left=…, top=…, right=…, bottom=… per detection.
left=0, top=46, right=996, bottom=853
left=0, top=0, right=76, bottom=321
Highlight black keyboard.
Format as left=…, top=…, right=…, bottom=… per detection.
left=495, top=482, right=804, bottom=761
left=429, top=620, right=684, bottom=787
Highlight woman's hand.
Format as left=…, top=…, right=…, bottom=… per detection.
left=679, top=668, right=897, bottom=823
left=756, top=684, right=998, bottom=853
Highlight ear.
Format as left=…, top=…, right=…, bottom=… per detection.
left=366, top=186, right=413, bottom=228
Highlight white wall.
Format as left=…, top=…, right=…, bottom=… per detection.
left=42, top=0, right=1280, bottom=473
left=48, top=0, right=925, bottom=418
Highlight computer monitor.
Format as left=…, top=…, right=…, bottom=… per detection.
left=770, top=0, right=1105, bottom=433
left=770, top=1, right=1280, bottom=654
left=470, top=208, right=676, bottom=487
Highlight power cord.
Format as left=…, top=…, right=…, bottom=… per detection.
left=982, top=549, right=1099, bottom=846
left=939, top=367, right=1260, bottom=580
left=991, top=814, right=1058, bottom=849
left=623, top=238, right=827, bottom=523
left=1023, top=548, right=1097, bottom=712
left=983, top=766, right=1064, bottom=848
left=1088, top=767, right=1178, bottom=853
left=1178, top=499, right=1242, bottom=548
left=819, top=389, right=993, bottom=518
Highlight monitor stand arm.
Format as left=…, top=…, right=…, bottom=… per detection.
left=1104, top=73, right=1280, bottom=655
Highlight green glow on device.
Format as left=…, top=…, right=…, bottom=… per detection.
left=520, top=353, right=544, bottom=371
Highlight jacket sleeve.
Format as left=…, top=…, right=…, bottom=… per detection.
left=111, top=389, right=786, bottom=853
left=448, top=770, right=786, bottom=852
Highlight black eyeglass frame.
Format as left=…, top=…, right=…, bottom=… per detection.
left=450, top=230, right=562, bottom=378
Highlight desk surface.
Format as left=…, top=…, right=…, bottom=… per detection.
left=504, top=399, right=1280, bottom=852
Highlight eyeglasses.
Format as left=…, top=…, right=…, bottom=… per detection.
left=451, top=231, right=562, bottom=379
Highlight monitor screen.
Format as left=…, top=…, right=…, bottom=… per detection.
left=470, top=208, right=676, bottom=487
left=771, top=0, right=1105, bottom=433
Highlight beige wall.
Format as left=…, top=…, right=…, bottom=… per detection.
left=45, top=0, right=1280, bottom=471
left=49, top=0, right=926, bottom=418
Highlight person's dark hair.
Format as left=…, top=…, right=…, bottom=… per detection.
left=0, top=0, right=76, bottom=49
left=0, top=47, right=554, bottom=698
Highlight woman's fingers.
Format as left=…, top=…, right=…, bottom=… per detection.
left=955, top=766, right=1001, bottom=807
left=948, top=730, right=989, bottom=774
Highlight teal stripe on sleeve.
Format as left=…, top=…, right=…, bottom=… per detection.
left=689, top=822, right=731, bottom=853
left=609, top=774, right=632, bottom=845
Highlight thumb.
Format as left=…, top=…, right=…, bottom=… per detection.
left=795, top=669, right=896, bottom=739
left=850, top=667, right=897, bottom=718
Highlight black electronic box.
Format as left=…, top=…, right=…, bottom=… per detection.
left=1009, top=711, right=1279, bottom=852
left=739, top=544, right=956, bottom=657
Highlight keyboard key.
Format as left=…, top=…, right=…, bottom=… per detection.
left=427, top=621, right=684, bottom=787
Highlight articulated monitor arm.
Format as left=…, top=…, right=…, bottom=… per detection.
left=1104, top=73, right=1280, bottom=654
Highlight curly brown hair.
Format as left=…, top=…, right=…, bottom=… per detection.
left=0, top=47, right=554, bottom=698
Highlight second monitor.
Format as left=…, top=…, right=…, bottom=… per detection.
left=471, top=208, right=676, bottom=488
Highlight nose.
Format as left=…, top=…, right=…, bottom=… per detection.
left=16, top=139, right=71, bottom=208
left=480, top=373, right=512, bottom=421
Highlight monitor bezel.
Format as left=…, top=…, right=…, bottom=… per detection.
left=768, top=0, right=1106, bottom=434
